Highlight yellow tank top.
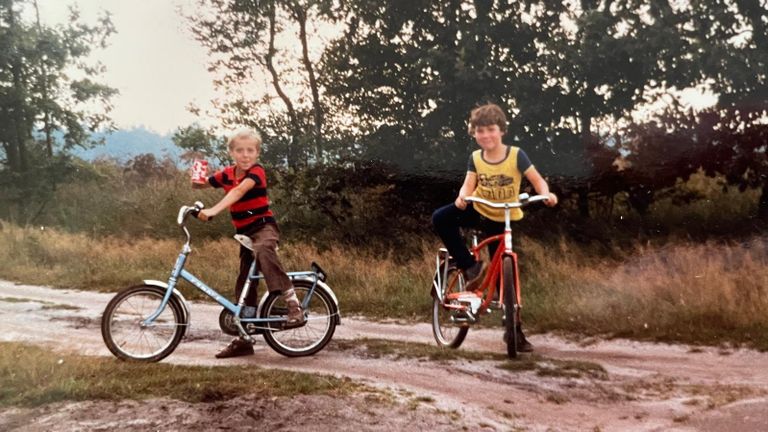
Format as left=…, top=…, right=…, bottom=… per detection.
left=471, top=147, right=524, bottom=222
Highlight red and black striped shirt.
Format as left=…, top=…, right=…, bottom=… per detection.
left=208, top=164, right=275, bottom=234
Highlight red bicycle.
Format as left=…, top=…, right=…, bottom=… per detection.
left=431, top=193, right=549, bottom=358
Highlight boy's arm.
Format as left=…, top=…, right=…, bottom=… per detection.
left=523, top=167, right=558, bottom=207
left=197, top=178, right=256, bottom=221
left=455, top=172, right=477, bottom=210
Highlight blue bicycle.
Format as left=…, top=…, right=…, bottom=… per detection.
left=100, top=202, right=340, bottom=362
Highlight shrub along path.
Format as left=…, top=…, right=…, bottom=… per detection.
left=1, top=280, right=767, bottom=431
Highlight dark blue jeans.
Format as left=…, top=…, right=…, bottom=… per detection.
left=431, top=202, right=505, bottom=270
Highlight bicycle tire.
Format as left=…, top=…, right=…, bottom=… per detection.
left=101, top=285, right=186, bottom=362
left=502, top=256, right=518, bottom=359
left=432, top=261, right=469, bottom=349
left=260, top=280, right=337, bottom=357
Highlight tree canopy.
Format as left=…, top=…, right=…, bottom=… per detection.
left=0, top=0, right=116, bottom=223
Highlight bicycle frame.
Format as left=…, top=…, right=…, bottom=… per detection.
left=142, top=237, right=326, bottom=336
left=470, top=233, right=521, bottom=311
left=441, top=225, right=519, bottom=316
left=431, top=194, right=550, bottom=355
left=101, top=202, right=341, bottom=362
left=437, top=196, right=548, bottom=320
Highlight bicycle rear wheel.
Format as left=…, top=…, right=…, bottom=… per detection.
left=502, top=256, right=518, bottom=359
left=432, top=261, right=469, bottom=349
left=260, top=281, right=337, bottom=357
left=101, top=285, right=186, bottom=362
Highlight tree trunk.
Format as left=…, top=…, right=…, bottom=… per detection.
left=577, top=187, right=590, bottom=218
left=8, top=4, right=30, bottom=173
left=758, top=180, right=768, bottom=221
left=294, top=5, right=323, bottom=162
left=264, top=5, right=302, bottom=168
left=578, top=114, right=592, bottom=217
left=2, top=140, right=20, bottom=172
left=34, top=0, right=53, bottom=158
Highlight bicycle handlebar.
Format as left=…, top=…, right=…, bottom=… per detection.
left=464, top=193, right=550, bottom=209
left=177, top=201, right=206, bottom=226
left=176, top=201, right=206, bottom=248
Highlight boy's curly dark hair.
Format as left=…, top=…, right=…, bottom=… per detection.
left=468, top=103, right=508, bottom=135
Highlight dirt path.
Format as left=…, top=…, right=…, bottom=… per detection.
left=1, top=280, right=767, bottom=431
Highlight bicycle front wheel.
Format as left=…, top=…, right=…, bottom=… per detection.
left=260, top=281, right=337, bottom=357
left=432, top=261, right=469, bottom=349
left=502, top=256, right=519, bottom=359
left=101, top=285, right=186, bottom=362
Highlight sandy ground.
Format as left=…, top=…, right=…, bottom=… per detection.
left=1, top=280, right=767, bottom=431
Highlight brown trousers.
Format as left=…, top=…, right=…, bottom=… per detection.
left=234, top=223, right=292, bottom=307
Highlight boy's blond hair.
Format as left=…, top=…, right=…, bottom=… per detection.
left=468, top=103, right=508, bottom=135
left=227, top=128, right=262, bottom=151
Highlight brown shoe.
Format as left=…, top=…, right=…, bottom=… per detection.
left=516, top=326, right=534, bottom=352
left=504, top=324, right=534, bottom=353
left=215, top=338, right=254, bottom=358
left=285, top=300, right=306, bottom=329
left=281, top=288, right=305, bottom=329
left=463, top=260, right=486, bottom=292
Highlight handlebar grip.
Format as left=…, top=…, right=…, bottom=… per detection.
left=189, top=208, right=212, bottom=221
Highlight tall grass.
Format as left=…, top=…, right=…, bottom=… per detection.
left=522, top=237, right=768, bottom=348
left=0, top=223, right=433, bottom=318
left=2, top=223, right=767, bottom=349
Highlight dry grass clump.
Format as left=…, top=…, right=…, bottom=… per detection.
left=524, top=236, right=768, bottom=348
left=0, top=224, right=434, bottom=317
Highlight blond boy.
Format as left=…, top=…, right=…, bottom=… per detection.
left=195, top=129, right=304, bottom=358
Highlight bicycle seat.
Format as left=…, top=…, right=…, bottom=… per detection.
left=234, top=234, right=254, bottom=251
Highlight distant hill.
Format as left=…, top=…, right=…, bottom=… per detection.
left=72, top=127, right=182, bottom=162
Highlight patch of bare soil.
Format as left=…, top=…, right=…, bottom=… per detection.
left=0, top=393, right=467, bottom=432
left=2, top=280, right=768, bottom=432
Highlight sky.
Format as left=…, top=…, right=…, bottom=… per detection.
left=38, top=0, right=216, bottom=134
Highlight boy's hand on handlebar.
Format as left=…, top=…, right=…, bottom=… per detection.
left=197, top=209, right=215, bottom=221
left=454, top=195, right=468, bottom=210
left=544, top=193, right=558, bottom=207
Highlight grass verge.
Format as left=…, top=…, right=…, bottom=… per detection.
left=0, top=342, right=364, bottom=408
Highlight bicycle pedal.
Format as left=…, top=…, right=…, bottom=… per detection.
left=458, top=296, right=482, bottom=315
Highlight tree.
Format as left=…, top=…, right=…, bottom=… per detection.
left=692, top=0, right=767, bottom=119
left=172, top=124, right=229, bottom=167
left=0, top=0, right=116, bottom=223
left=321, top=1, right=704, bottom=213
left=690, top=0, right=768, bottom=218
left=322, top=1, right=558, bottom=173
left=526, top=1, right=701, bottom=216
left=188, top=0, right=339, bottom=168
